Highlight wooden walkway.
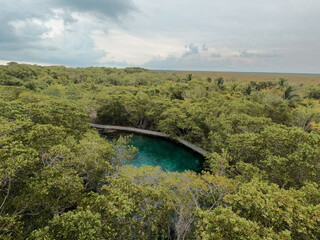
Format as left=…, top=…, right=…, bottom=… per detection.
left=90, top=123, right=207, bottom=156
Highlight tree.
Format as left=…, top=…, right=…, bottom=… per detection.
left=214, top=77, right=225, bottom=90
left=283, top=86, right=300, bottom=107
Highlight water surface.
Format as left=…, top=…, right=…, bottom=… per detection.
left=104, top=132, right=203, bottom=172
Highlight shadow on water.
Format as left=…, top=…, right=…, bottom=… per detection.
left=101, top=131, right=204, bottom=173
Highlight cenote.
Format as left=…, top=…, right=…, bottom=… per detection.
left=102, top=132, right=204, bottom=173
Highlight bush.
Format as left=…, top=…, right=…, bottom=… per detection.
left=308, top=89, right=320, bottom=99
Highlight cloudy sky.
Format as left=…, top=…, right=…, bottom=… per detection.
left=0, top=0, right=319, bottom=73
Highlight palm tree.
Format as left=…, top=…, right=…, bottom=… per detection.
left=278, top=78, right=287, bottom=88
left=283, top=86, right=300, bottom=107
left=214, top=77, right=226, bottom=90
left=242, top=85, right=252, bottom=96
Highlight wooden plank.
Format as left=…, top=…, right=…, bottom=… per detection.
left=90, top=123, right=207, bottom=156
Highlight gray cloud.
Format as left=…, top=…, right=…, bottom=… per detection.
left=202, top=44, right=208, bottom=51
left=0, top=0, right=136, bottom=66
left=143, top=54, right=233, bottom=71
left=239, top=50, right=279, bottom=58
left=183, top=44, right=200, bottom=57
left=0, top=0, right=135, bottom=42
left=0, top=0, right=319, bottom=73
left=0, top=34, right=106, bottom=67
left=56, top=0, right=136, bottom=20
left=0, top=3, right=56, bottom=45
left=0, top=23, right=17, bottom=42
left=211, top=53, right=221, bottom=58
left=143, top=44, right=231, bottom=71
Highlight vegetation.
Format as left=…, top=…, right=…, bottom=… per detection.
left=1, top=62, right=320, bottom=239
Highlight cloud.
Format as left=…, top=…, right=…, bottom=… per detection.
left=143, top=54, right=233, bottom=71
left=93, top=29, right=184, bottom=65
left=212, top=53, right=221, bottom=58
left=183, top=44, right=200, bottom=57
left=202, top=44, right=208, bottom=51
left=0, top=0, right=136, bottom=66
left=0, top=0, right=319, bottom=72
left=56, top=0, right=136, bottom=20
left=142, top=45, right=286, bottom=72
left=9, top=18, right=50, bottom=40
left=239, top=50, right=279, bottom=58
left=143, top=44, right=236, bottom=71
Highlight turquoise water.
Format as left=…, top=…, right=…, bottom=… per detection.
left=104, top=133, right=203, bottom=172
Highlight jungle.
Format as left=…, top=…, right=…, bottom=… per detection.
left=1, top=62, right=320, bottom=239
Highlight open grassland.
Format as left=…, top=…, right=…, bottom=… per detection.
left=167, top=71, right=320, bottom=85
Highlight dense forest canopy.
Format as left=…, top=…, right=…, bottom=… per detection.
left=1, top=62, right=320, bottom=239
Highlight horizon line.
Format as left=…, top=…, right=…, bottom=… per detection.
left=1, top=60, right=319, bottom=75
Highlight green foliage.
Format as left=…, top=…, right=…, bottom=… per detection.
left=242, top=84, right=252, bottom=96
left=290, top=103, right=320, bottom=131
left=255, top=92, right=291, bottom=124
left=223, top=124, right=320, bottom=187
left=187, top=73, right=193, bottom=81
left=279, top=77, right=288, bottom=87
left=225, top=179, right=320, bottom=239
left=30, top=209, right=105, bottom=240
left=282, top=85, right=301, bottom=107
left=307, top=87, right=320, bottom=99
left=214, top=77, right=226, bottom=90
left=250, top=80, right=275, bottom=91
left=196, top=207, right=288, bottom=240
left=0, top=63, right=320, bottom=239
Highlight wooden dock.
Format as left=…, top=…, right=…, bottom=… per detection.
left=90, top=123, right=207, bottom=156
